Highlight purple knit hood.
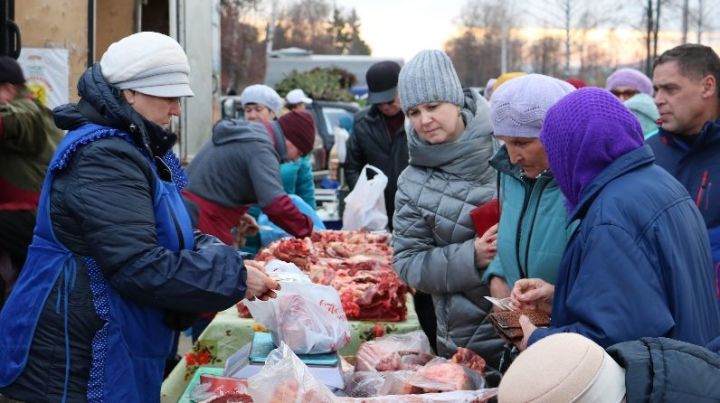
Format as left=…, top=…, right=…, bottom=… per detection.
left=539, top=88, right=644, bottom=213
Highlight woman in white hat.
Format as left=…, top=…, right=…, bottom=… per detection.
left=0, top=32, right=278, bottom=401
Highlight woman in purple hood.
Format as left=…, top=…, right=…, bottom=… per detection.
left=509, top=88, right=720, bottom=352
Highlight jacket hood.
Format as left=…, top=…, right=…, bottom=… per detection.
left=52, top=64, right=177, bottom=157
left=212, top=119, right=286, bottom=161
left=408, top=88, right=497, bottom=179
left=570, top=145, right=655, bottom=221
left=540, top=88, right=644, bottom=213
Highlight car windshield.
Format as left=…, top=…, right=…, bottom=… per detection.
left=322, top=106, right=354, bottom=135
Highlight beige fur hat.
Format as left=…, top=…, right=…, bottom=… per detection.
left=499, top=333, right=626, bottom=403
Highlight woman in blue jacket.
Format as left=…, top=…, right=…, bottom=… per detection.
left=484, top=75, right=576, bottom=299
left=0, top=32, right=278, bottom=402
left=512, top=88, right=720, bottom=351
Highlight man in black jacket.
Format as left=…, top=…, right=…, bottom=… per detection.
left=344, top=61, right=408, bottom=232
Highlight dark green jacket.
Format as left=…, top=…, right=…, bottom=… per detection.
left=0, top=93, right=63, bottom=210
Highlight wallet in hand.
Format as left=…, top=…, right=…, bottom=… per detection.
left=488, top=310, right=551, bottom=342
left=470, top=198, right=500, bottom=236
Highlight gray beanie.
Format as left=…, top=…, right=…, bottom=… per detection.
left=398, top=50, right=464, bottom=114
left=490, top=74, right=575, bottom=138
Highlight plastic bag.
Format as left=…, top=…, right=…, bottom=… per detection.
left=336, top=388, right=498, bottom=402
left=407, top=358, right=486, bottom=392
left=190, top=374, right=252, bottom=403
left=342, top=164, right=388, bottom=231
left=248, top=342, right=337, bottom=403
left=355, top=331, right=433, bottom=372
left=245, top=261, right=350, bottom=354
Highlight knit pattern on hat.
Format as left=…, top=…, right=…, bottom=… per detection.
left=99, top=32, right=193, bottom=97
left=278, top=110, right=316, bottom=155
left=240, top=84, right=283, bottom=114
left=540, top=88, right=644, bottom=213
left=605, top=68, right=654, bottom=95
left=491, top=74, right=575, bottom=138
left=398, top=50, right=464, bottom=113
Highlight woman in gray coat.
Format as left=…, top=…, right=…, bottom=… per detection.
left=392, top=50, right=505, bottom=368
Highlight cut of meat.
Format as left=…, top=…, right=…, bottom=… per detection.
left=355, top=331, right=433, bottom=372
left=450, top=347, right=486, bottom=375
left=254, top=231, right=407, bottom=322
left=409, top=362, right=472, bottom=392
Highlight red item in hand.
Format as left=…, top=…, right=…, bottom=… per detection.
left=469, top=198, right=500, bottom=236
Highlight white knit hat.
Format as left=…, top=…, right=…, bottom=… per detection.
left=240, top=84, right=283, bottom=114
left=100, top=31, right=194, bottom=98
left=490, top=74, right=575, bottom=138
left=499, top=333, right=626, bottom=403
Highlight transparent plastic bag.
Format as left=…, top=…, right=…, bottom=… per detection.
left=407, top=358, right=486, bottom=392
left=248, top=343, right=337, bottom=403
left=245, top=261, right=350, bottom=354
left=355, top=331, right=433, bottom=372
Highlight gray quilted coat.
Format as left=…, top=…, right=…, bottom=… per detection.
left=392, top=90, right=505, bottom=367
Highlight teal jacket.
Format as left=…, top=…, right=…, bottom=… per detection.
left=483, top=146, right=573, bottom=288
left=280, top=155, right=316, bottom=209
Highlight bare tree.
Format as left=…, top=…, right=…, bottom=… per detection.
left=445, top=0, right=523, bottom=86
left=220, top=0, right=266, bottom=93
left=529, top=36, right=563, bottom=76
left=531, top=0, right=623, bottom=76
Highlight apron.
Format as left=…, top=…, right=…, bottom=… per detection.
left=0, top=123, right=194, bottom=402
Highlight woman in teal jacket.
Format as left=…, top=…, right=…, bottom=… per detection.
left=483, top=74, right=576, bottom=297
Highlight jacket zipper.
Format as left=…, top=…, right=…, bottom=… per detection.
left=523, top=179, right=550, bottom=273
left=515, top=178, right=533, bottom=279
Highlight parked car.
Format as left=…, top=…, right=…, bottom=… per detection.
left=220, top=96, right=359, bottom=170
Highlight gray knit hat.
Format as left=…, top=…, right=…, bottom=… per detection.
left=398, top=50, right=464, bottom=114
left=490, top=74, right=575, bottom=138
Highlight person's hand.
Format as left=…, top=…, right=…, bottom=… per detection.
left=237, top=214, right=260, bottom=238
left=244, top=259, right=266, bottom=272
left=244, top=264, right=280, bottom=301
left=474, top=224, right=498, bottom=268
left=510, top=278, right=554, bottom=315
left=515, top=314, right=537, bottom=351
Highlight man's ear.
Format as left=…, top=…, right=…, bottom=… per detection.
left=701, top=74, right=717, bottom=99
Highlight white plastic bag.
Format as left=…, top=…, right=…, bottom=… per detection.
left=343, top=164, right=388, bottom=231
left=245, top=261, right=351, bottom=354
left=248, top=343, right=337, bottom=403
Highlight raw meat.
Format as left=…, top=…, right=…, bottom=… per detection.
left=256, top=231, right=407, bottom=322
left=450, top=347, right=486, bottom=375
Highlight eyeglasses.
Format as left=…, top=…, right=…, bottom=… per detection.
left=610, top=89, right=639, bottom=99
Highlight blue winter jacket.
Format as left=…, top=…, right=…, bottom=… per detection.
left=648, top=121, right=720, bottom=299
left=529, top=146, right=720, bottom=348
left=483, top=146, right=573, bottom=288
left=608, top=337, right=720, bottom=403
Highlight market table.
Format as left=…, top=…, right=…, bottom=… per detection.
left=161, top=294, right=420, bottom=403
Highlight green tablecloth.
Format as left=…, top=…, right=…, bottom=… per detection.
left=161, top=295, right=419, bottom=403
